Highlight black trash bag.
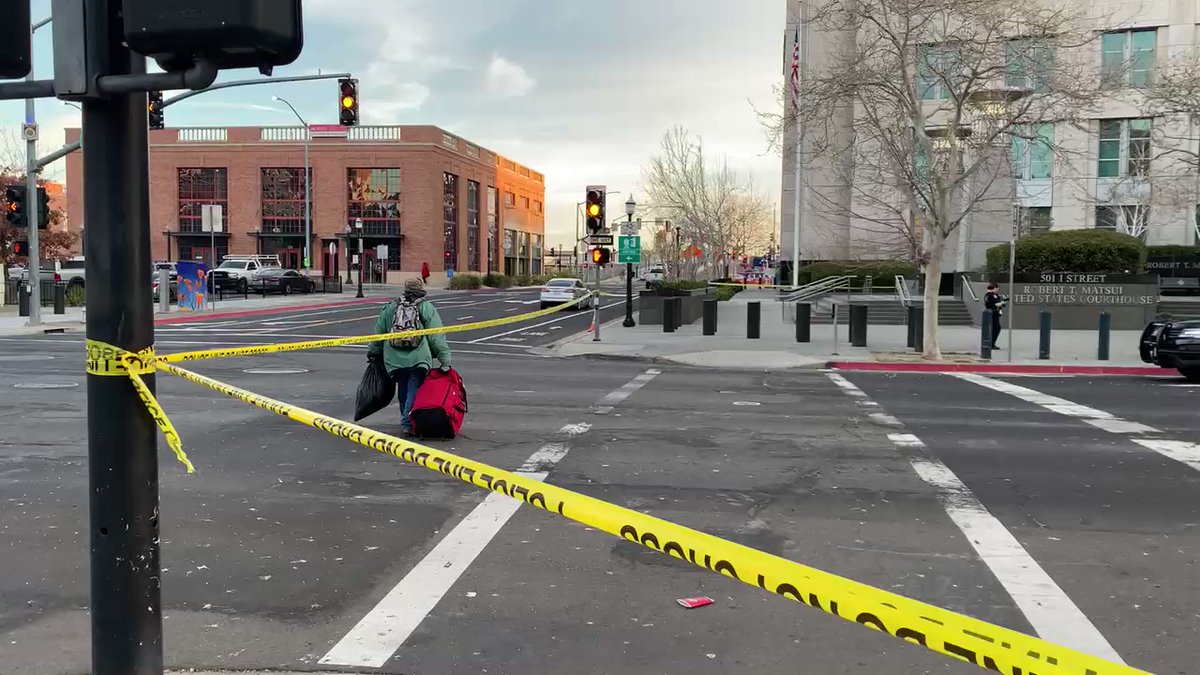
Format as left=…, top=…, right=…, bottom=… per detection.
left=354, top=358, right=395, bottom=421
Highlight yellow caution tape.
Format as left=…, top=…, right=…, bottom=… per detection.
left=160, top=293, right=593, bottom=364
left=156, top=358, right=1145, bottom=675
left=85, top=339, right=194, bottom=474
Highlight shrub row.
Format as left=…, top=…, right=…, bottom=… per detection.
left=985, top=230, right=1147, bottom=274
left=794, top=261, right=918, bottom=288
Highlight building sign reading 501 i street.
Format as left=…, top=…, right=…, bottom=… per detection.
left=1010, top=273, right=1157, bottom=307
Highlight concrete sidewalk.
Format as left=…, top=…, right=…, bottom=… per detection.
left=545, top=294, right=1156, bottom=372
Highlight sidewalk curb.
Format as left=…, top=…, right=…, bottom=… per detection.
left=827, top=360, right=1168, bottom=376
left=154, top=297, right=383, bottom=326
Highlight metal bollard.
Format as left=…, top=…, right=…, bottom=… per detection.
left=747, top=301, right=761, bottom=339
left=795, top=302, right=811, bottom=343
left=1039, top=310, right=1052, bottom=360
left=158, top=268, right=171, bottom=313
left=663, top=297, right=676, bottom=333
left=53, top=283, right=66, bottom=315
left=673, top=297, right=683, bottom=330
left=849, top=304, right=868, bottom=347
left=18, top=283, right=30, bottom=317
left=702, top=299, right=717, bottom=336
left=911, top=305, right=924, bottom=352
left=1097, top=312, right=1111, bottom=361
left=981, top=309, right=993, bottom=360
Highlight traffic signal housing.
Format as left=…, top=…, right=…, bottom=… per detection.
left=37, top=187, right=50, bottom=226
left=339, top=78, right=359, bottom=126
left=148, top=91, right=165, bottom=129
left=585, top=185, right=606, bottom=233
left=0, top=0, right=31, bottom=78
left=591, top=247, right=610, bottom=267
left=5, top=185, right=27, bottom=227
left=12, top=240, right=28, bottom=257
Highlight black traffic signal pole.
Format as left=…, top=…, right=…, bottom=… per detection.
left=84, top=2, right=163, bottom=673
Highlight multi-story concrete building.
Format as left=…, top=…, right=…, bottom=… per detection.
left=781, top=0, right=1200, bottom=272
left=63, top=125, right=545, bottom=283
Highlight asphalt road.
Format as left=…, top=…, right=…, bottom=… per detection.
left=0, top=295, right=1196, bottom=674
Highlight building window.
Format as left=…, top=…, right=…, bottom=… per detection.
left=467, top=180, right=480, bottom=272
left=177, top=168, right=228, bottom=234
left=504, top=191, right=516, bottom=207
left=521, top=196, right=530, bottom=210
left=1005, top=39, right=1051, bottom=92
left=1096, top=205, right=1149, bottom=240
left=178, top=241, right=228, bottom=265
left=1102, top=29, right=1156, bottom=88
left=531, top=234, right=543, bottom=275
left=1011, top=124, right=1054, bottom=179
left=1018, top=207, right=1052, bottom=236
left=917, top=45, right=957, bottom=101
left=261, top=168, right=310, bottom=235
left=533, top=200, right=543, bottom=214
left=487, top=186, right=497, bottom=273
left=347, top=168, right=401, bottom=236
left=443, top=172, right=459, bottom=270
left=1098, top=119, right=1151, bottom=178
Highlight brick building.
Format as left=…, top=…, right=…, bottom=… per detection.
left=63, top=125, right=546, bottom=283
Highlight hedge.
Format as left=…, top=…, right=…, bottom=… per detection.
left=448, top=274, right=483, bottom=290
left=649, top=280, right=708, bottom=293
left=985, top=230, right=1146, bottom=275
left=1146, top=245, right=1200, bottom=258
left=482, top=273, right=512, bottom=288
left=794, top=261, right=918, bottom=287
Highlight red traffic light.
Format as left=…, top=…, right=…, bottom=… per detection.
left=12, top=240, right=28, bottom=256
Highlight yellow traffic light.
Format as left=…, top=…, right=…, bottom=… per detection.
left=586, top=203, right=601, bottom=217
left=341, top=95, right=355, bottom=109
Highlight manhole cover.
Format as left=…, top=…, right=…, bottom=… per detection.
left=14, top=382, right=79, bottom=389
left=242, top=367, right=310, bottom=375
left=732, top=401, right=761, bottom=407
left=0, top=355, right=55, bottom=362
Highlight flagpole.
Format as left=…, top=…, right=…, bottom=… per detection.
left=789, top=19, right=803, bottom=289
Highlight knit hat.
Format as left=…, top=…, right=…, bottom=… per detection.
left=405, top=278, right=425, bottom=293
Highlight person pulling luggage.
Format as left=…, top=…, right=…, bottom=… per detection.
left=367, top=278, right=452, bottom=436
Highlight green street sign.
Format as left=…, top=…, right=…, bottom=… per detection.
left=618, top=235, right=641, bottom=264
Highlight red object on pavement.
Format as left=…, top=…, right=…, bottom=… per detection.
left=827, top=361, right=1166, bottom=377
left=676, top=596, right=714, bottom=609
left=411, top=368, right=468, bottom=439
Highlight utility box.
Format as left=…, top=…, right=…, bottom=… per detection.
left=122, top=0, right=304, bottom=75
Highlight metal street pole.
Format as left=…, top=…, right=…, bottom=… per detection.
left=84, top=2, right=163, bottom=673
left=274, top=97, right=310, bottom=269
left=23, top=17, right=52, bottom=326
left=355, top=219, right=365, bottom=298
left=623, top=198, right=636, bottom=328
left=593, top=258, right=601, bottom=341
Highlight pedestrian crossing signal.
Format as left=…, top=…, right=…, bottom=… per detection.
left=591, top=247, right=610, bottom=266
left=148, top=92, right=165, bottom=130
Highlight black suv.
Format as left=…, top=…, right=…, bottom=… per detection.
left=1140, top=319, right=1200, bottom=381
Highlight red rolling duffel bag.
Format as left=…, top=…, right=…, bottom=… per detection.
left=410, top=368, right=468, bottom=439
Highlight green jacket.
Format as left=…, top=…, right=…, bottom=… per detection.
left=367, top=299, right=452, bottom=373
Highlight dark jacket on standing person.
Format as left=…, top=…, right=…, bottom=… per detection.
left=984, top=290, right=1004, bottom=315
left=367, top=285, right=452, bottom=374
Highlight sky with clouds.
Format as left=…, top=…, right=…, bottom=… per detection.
left=4, top=0, right=786, bottom=248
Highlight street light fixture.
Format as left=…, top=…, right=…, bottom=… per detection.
left=273, top=95, right=312, bottom=271
left=354, top=217, right=365, bottom=298
left=622, top=196, right=637, bottom=327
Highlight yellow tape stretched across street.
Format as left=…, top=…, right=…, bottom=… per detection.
left=155, top=358, right=1144, bottom=675
left=85, top=339, right=194, bottom=473
left=160, top=293, right=593, bottom=364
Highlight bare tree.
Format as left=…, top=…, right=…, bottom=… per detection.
left=759, top=0, right=1102, bottom=358
left=642, top=127, right=773, bottom=279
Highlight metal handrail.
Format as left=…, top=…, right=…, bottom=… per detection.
left=780, top=275, right=854, bottom=303
left=894, top=275, right=912, bottom=308
left=961, top=274, right=979, bottom=302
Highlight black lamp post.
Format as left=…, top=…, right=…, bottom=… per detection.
left=623, top=196, right=637, bottom=327
left=354, top=218, right=365, bottom=298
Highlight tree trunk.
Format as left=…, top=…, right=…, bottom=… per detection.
left=922, top=233, right=945, bottom=360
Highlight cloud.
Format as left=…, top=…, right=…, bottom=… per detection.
left=485, top=55, right=536, bottom=98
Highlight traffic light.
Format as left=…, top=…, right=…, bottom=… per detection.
left=585, top=185, right=606, bottom=233
left=12, top=240, right=28, bottom=257
left=37, top=187, right=49, bottom=225
left=148, top=91, right=165, bottom=129
left=591, top=247, right=610, bottom=266
left=338, top=78, right=359, bottom=126
left=5, top=185, right=27, bottom=227
left=0, top=0, right=31, bottom=78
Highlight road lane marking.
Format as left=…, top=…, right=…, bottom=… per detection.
left=827, top=373, right=1126, bottom=664
left=593, top=368, right=661, bottom=415
left=468, top=301, right=623, bottom=344
left=954, top=373, right=1199, bottom=473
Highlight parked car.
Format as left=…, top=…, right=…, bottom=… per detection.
left=642, top=265, right=665, bottom=288
left=254, top=268, right=317, bottom=295
left=151, top=273, right=178, bottom=302
left=540, top=277, right=592, bottom=310
left=1140, top=319, right=1200, bottom=381
left=210, top=255, right=281, bottom=292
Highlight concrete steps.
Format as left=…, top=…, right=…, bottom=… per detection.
left=808, top=297, right=974, bottom=326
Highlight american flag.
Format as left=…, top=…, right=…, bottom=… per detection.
left=789, top=28, right=801, bottom=106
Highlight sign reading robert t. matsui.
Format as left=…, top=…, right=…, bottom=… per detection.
left=1011, top=273, right=1158, bottom=307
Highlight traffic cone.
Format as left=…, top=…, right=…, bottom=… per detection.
left=588, top=319, right=596, bottom=332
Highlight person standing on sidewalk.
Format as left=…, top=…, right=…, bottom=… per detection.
left=984, top=282, right=1007, bottom=350
left=367, top=278, right=452, bottom=436
left=421, top=261, right=430, bottom=285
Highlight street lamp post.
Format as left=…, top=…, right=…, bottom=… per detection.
left=354, top=218, right=364, bottom=298
left=623, top=196, right=637, bottom=327
left=273, top=96, right=311, bottom=270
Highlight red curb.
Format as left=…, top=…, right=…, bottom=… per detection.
left=154, top=297, right=383, bottom=325
left=827, top=361, right=1168, bottom=376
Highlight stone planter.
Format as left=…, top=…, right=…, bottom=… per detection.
left=638, top=287, right=716, bottom=326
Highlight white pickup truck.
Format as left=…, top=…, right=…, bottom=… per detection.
left=641, top=265, right=665, bottom=288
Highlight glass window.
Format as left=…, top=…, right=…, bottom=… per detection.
left=1130, top=30, right=1156, bottom=87
left=487, top=186, right=497, bottom=273
left=443, top=173, right=459, bottom=270
left=1005, top=39, right=1051, bottom=92
left=177, top=168, right=228, bottom=233
left=1096, top=205, right=1149, bottom=239
left=1011, top=124, right=1054, bottom=180
left=1101, top=29, right=1156, bottom=88
left=1128, top=118, right=1151, bottom=176
left=1097, top=120, right=1123, bottom=178
left=1018, top=207, right=1052, bottom=236
left=917, top=45, right=956, bottom=101
left=467, top=180, right=481, bottom=272
left=261, top=168, right=309, bottom=235
left=504, top=191, right=516, bottom=207
left=521, top=196, right=531, bottom=210
left=534, top=200, right=543, bottom=214
left=347, top=168, right=401, bottom=235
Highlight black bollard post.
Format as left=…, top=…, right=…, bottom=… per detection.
left=663, top=297, right=676, bottom=333
left=54, top=282, right=66, bottom=315
left=911, top=305, right=924, bottom=353
left=702, top=299, right=717, bottom=336
left=907, top=306, right=916, bottom=349
left=1039, top=310, right=1052, bottom=360
left=850, top=304, right=868, bottom=347
left=673, top=298, right=683, bottom=330
left=747, top=301, right=761, bottom=339
left=981, top=309, right=993, bottom=360
left=1097, top=312, right=1111, bottom=361
left=795, top=302, right=811, bottom=343
left=18, top=283, right=30, bottom=317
